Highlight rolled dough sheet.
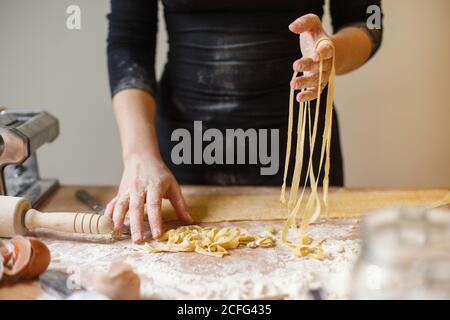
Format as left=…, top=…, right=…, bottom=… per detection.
left=161, top=189, right=450, bottom=222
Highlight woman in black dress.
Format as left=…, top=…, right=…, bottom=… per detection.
left=105, top=0, right=383, bottom=243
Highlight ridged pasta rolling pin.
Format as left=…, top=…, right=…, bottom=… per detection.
left=0, top=196, right=114, bottom=237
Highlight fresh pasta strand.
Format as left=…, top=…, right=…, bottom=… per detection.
left=281, top=101, right=313, bottom=246
left=288, top=93, right=306, bottom=211
left=280, top=37, right=336, bottom=258
left=281, top=101, right=312, bottom=245
left=284, top=62, right=322, bottom=249
left=322, top=59, right=336, bottom=209
left=280, top=71, right=298, bottom=203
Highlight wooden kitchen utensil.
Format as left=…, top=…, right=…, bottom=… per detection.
left=0, top=196, right=113, bottom=238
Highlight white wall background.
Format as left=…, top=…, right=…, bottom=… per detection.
left=0, top=0, right=448, bottom=187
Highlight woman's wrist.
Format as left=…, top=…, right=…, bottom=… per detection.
left=113, top=89, right=162, bottom=166
left=123, top=148, right=162, bottom=166
left=330, top=27, right=372, bottom=75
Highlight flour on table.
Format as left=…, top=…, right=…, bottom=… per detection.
left=40, top=220, right=360, bottom=300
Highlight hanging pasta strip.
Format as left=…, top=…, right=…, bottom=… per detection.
left=281, top=101, right=311, bottom=245
left=288, top=96, right=306, bottom=211
left=297, top=103, right=321, bottom=241
left=290, top=54, right=324, bottom=243
left=280, top=71, right=298, bottom=203
left=281, top=99, right=316, bottom=247
left=281, top=97, right=305, bottom=244
left=312, top=38, right=336, bottom=211
left=281, top=78, right=308, bottom=245
left=281, top=100, right=314, bottom=247
left=322, top=53, right=336, bottom=208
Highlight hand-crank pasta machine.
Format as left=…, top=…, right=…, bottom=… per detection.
left=0, top=107, right=59, bottom=206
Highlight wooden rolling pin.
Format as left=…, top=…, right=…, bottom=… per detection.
left=0, top=196, right=113, bottom=237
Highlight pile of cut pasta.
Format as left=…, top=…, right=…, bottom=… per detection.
left=280, top=38, right=336, bottom=258
left=145, top=225, right=275, bottom=258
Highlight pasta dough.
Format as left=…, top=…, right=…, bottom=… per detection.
left=145, top=225, right=275, bottom=258
left=160, top=189, right=450, bottom=222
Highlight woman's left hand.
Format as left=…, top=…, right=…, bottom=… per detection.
left=289, top=14, right=335, bottom=102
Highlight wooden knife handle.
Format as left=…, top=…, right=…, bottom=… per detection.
left=24, top=209, right=114, bottom=234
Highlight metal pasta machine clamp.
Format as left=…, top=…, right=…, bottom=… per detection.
left=0, top=108, right=59, bottom=207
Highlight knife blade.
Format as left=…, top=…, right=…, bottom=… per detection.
left=39, top=270, right=84, bottom=299
left=75, top=190, right=105, bottom=215
left=39, top=270, right=109, bottom=300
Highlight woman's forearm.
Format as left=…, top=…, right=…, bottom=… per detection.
left=112, top=89, right=162, bottom=163
left=331, top=27, right=373, bottom=75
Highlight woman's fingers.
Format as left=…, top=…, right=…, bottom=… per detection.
left=104, top=196, right=117, bottom=219
left=291, top=54, right=332, bottom=97
left=293, top=57, right=314, bottom=73
left=297, top=88, right=319, bottom=102
left=312, top=40, right=334, bottom=62
left=291, top=72, right=321, bottom=90
left=168, top=182, right=193, bottom=224
left=146, top=188, right=163, bottom=239
left=129, top=187, right=146, bottom=244
left=296, top=81, right=328, bottom=102
left=291, top=70, right=330, bottom=90
left=112, top=194, right=129, bottom=238
left=288, top=14, right=322, bottom=34
left=293, top=57, right=332, bottom=73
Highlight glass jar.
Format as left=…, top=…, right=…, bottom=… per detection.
left=350, top=207, right=450, bottom=299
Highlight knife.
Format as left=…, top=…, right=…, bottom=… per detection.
left=39, top=270, right=109, bottom=300
left=75, top=190, right=105, bottom=215
left=39, top=270, right=83, bottom=299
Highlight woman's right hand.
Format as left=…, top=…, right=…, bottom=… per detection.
left=108, top=89, right=193, bottom=244
left=105, top=154, right=193, bottom=244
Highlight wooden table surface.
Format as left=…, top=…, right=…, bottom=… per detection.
left=0, top=185, right=448, bottom=300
